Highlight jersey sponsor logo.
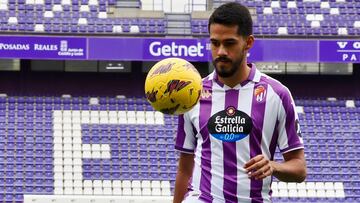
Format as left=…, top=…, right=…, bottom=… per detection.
left=207, top=106, right=253, bottom=142
left=254, top=85, right=266, bottom=102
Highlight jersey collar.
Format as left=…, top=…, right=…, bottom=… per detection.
left=212, top=63, right=261, bottom=89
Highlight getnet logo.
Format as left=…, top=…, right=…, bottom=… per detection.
left=148, top=41, right=205, bottom=57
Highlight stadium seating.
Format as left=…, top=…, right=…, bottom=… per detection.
left=0, top=96, right=359, bottom=202
left=0, top=0, right=359, bottom=36
left=0, top=0, right=166, bottom=34
left=197, top=0, right=360, bottom=36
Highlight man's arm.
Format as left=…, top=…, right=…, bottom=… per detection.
left=271, top=149, right=306, bottom=182
left=244, top=149, right=306, bottom=182
left=173, top=153, right=195, bottom=203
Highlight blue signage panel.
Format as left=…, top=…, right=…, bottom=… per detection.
left=0, top=36, right=87, bottom=59
left=0, top=35, right=356, bottom=63
left=319, top=40, right=360, bottom=62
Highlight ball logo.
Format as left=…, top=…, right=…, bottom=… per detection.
left=254, top=85, right=266, bottom=102
left=145, top=89, right=158, bottom=103
left=164, top=80, right=191, bottom=96
left=207, top=106, right=253, bottom=142
left=150, top=62, right=174, bottom=77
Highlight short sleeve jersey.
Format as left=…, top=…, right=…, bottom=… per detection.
left=175, top=63, right=304, bottom=203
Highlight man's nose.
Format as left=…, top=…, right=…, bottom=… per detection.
left=217, top=45, right=227, bottom=56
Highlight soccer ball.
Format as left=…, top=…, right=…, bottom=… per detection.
left=145, top=57, right=203, bottom=115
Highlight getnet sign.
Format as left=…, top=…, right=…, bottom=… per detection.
left=0, top=36, right=86, bottom=59
left=0, top=36, right=358, bottom=63
left=144, top=39, right=210, bottom=61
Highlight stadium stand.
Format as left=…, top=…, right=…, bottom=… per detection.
left=0, top=95, right=357, bottom=202
left=0, top=0, right=358, bottom=202
left=210, top=0, right=360, bottom=36
left=0, top=0, right=167, bottom=34
left=0, top=0, right=359, bottom=36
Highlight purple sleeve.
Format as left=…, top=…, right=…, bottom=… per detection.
left=175, top=114, right=196, bottom=153
left=277, top=88, right=304, bottom=154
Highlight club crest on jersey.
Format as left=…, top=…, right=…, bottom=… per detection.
left=254, top=85, right=267, bottom=102
left=201, top=89, right=212, bottom=99
left=207, top=106, right=253, bottom=142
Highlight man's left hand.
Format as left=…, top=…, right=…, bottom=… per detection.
left=243, top=155, right=274, bottom=180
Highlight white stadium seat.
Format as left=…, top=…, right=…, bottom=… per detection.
left=98, top=12, right=107, bottom=19
left=61, top=0, right=70, bottom=5
left=83, top=187, right=93, bottom=195
left=330, top=8, right=339, bottom=15
left=34, top=0, right=44, bottom=4
left=113, top=25, right=123, bottom=33
left=278, top=27, right=288, bottom=35
left=271, top=1, right=280, bottom=8
left=130, top=25, right=140, bottom=33
left=287, top=1, right=297, bottom=8
left=353, top=21, right=360, bottom=28
left=142, top=180, right=151, bottom=188
left=89, top=0, right=98, bottom=5
left=263, top=7, right=273, bottom=14
left=84, top=180, right=93, bottom=188
left=338, top=28, right=348, bottom=35
left=311, top=21, right=320, bottom=28
left=152, top=188, right=162, bottom=196
left=320, top=2, right=329, bottom=8
left=122, top=180, right=131, bottom=188
left=103, top=188, right=112, bottom=195
left=112, top=180, right=122, bottom=188
left=122, top=188, right=132, bottom=195
left=52, top=4, right=63, bottom=11
left=113, top=188, right=122, bottom=195
left=34, top=24, right=44, bottom=32
left=8, top=17, right=18, bottom=24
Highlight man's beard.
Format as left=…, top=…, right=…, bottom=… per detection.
left=212, top=55, right=243, bottom=78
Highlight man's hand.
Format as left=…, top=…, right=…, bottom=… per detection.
left=243, top=155, right=274, bottom=180
left=244, top=150, right=306, bottom=183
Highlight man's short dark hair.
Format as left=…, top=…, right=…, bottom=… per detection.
left=208, top=2, right=253, bottom=36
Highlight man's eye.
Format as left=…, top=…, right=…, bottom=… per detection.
left=211, top=41, right=219, bottom=47
left=224, top=42, right=235, bottom=46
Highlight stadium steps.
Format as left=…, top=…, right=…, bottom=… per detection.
left=116, top=0, right=141, bottom=8
left=165, top=13, right=191, bottom=35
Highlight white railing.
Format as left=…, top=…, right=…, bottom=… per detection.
left=141, top=0, right=207, bottom=13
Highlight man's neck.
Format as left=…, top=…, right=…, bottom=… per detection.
left=218, top=63, right=251, bottom=88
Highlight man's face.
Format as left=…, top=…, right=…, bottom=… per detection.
left=209, top=23, right=248, bottom=78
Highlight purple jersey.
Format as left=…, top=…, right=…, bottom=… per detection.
left=175, top=64, right=304, bottom=203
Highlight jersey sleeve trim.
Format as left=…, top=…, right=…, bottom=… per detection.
left=175, top=146, right=195, bottom=154
left=280, top=144, right=304, bottom=154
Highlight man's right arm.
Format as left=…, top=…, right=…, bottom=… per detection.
left=173, top=152, right=195, bottom=203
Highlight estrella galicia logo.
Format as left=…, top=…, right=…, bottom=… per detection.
left=207, top=106, right=253, bottom=142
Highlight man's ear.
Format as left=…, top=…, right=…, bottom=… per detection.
left=245, top=35, right=255, bottom=50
